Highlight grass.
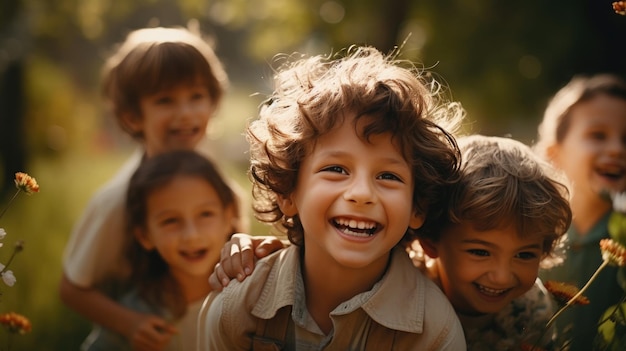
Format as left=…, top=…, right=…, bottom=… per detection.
left=0, top=150, right=129, bottom=350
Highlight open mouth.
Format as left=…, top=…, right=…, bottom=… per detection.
left=180, top=248, right=208, bottom=260
left=473, top=283, right=511, bottom=297
left=170, top=126, right=201, bottom=137
left=333, top=217, right=380, bottom=237
left=597, top=164, right=626, bottom=181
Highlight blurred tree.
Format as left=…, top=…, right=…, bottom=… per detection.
left=0, top=0, right=27, bottom=197
left=2, top=0, right=626, bottom=163
left=209, top=0, right=626, bottom=140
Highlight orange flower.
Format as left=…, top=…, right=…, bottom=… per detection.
left=601, top=238, right=626, bottom=267
left=544, top=280, right=590, bottom=306
left=614, top=1, right=626, bottom=15
left=14, top=172, right=39, bottom=195
left=0, top=312, right=32, bottom=334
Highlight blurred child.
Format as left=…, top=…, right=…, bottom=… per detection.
left=534, top=74, right=626, bottom=351
left=198, top=46, right=467, bottom=350
left=415, top=134, right=571, bottom=350
left=211, top=135, right=573, bottom=351
left=82, top=150, right=237, bottom=351
left=58, top=25, right=247, bottom=350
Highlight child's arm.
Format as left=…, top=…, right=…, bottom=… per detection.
left=59, top=274, right=177, bottom=351
left=208, top=233, right=286, bottom=291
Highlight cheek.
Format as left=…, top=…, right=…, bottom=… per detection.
left=517, top=264, right=540, bottom=289
left=440, top=255, right=476, bottom=283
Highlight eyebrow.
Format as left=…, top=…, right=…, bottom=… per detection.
left=319, top=150, right=408, bottom=166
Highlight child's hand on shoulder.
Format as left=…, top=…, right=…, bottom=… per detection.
left=209, top=233, right=286, bottom=291
left=130, top=314, right=177, bottom=351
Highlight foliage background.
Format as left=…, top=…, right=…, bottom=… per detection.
left=0, top=0, right=624, bottom=349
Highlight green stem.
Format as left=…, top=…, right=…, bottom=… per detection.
left=0, top=190, right=20, bottom=220
left=597, top=293, right=626, bottom=326
left=0, top=243, right=22, bottom=275
left=530, top=259, right=610, bottom=351
left=546, top=259, right=610, bottom=329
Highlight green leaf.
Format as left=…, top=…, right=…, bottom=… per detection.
left=608, top=213, right=626, bottom=246
left=597, top=302, right=626, bottom=346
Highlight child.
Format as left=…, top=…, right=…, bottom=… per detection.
left=58, top=26, right=247, bottom=350
left=198, top=46, right=467, bottom=350
left=415, top=134, right=572, bottom=350
left=534, top=74, right=626, bottom=351
left=212, top=135, right=574, bottom=351
left=82, top=150, right=237, bottom=350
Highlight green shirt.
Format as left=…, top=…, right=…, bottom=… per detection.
left=539, top=212, right=624, bottom=351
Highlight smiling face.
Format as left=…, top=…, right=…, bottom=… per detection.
left=421, top=222, right=544, bottom=315
left=279, top=113, right=425, bottom=273
left=135, top=175, right=233, bottom=283
left=549, top=95, right=626, bottom=210
left=130, top=81, right=214, bottom=157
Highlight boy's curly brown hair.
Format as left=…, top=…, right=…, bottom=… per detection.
left=247, top=46, right=464, bottom=246
left=446, top=135, right=572, bottom=269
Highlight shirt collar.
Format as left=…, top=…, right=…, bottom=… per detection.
left=251, top=245, right=426, bottom=334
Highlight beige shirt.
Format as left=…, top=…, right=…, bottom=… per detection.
left=198, top=245, right=466, bottom=351
left=63, top=149, right=141, bottom=287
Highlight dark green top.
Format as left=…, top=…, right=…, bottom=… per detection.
left=539, top=212, right=624, bottom=351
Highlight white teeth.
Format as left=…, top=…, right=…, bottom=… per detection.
left=336, top=218, right=376, bottom=230
left=476, top=284, right=508, bottom=296
left=341, top=227, right=371, bottom=237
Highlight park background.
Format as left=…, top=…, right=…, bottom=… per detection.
left=0, top=0, right=625, bottom=349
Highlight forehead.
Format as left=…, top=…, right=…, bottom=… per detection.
left=569, top=95, right=626, bottom=129
left=441, top=222, right=543, bottom=248
left=313, top=113, right=404, bottom=154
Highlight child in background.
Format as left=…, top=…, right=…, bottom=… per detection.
left=211, top=135, right=573, bottom=351
left=415, top=134, right=571, bottom=350
left=199, top=46, right=467, bottom=350
left=83, top=150, right=237, bottom=350
left=58, top=26, right=247, bottom=351
left=534, top=74, right=626, bottom=351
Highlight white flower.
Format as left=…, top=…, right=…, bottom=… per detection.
left=613, top=192, right=626, bottom=213
left=1, top=270, right=16, bottom=287
left=0, top=228, right=5, bottom=248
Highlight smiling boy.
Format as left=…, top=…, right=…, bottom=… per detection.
left=198, top=46, right=466, bottom=350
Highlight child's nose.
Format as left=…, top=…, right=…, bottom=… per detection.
left=486, top=263, right=515, bottom=286
left=343, top=175, right=376, bottom=205
left=607, top=136, right=626, bottom=155
left=177, top=101, right=194, bottom=117
left=181, top=222, right=200, bottom=240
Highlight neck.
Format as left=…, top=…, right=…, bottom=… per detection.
left=302, top=248, right=391, bottom=334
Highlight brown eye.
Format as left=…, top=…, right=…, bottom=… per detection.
left=515, top=251, right=538, bottom=260
left=322, top=166, right=346, bottom=174
left=468, top=249, right=489, bottom=257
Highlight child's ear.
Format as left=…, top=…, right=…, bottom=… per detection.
left=134, top=228, right=154, bottom=250
left=409, top=210, right=426, bottom=231
left=121, top=111, right=143, bottom=134
left=545, top=144, right=560, bottom=164
left=419, top=238, right=440, bottom=258
left=277, top=194, right=298, bottom=216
